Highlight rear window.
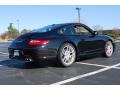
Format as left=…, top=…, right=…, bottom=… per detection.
left=31, top=24, right=61, bottom=33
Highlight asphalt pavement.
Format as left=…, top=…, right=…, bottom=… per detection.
left=0, top=42, right=120, bottom=85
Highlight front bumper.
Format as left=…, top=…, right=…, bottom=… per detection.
left=8, top=47, right=57, bottom=61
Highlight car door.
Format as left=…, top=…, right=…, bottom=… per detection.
left=73, top=24, right=104, bottom=54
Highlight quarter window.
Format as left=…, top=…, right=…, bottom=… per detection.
left=58, top=26, right=75, bottom=35
left=74, top=26, right=91, bottom=35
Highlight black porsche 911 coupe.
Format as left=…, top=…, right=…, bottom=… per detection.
left=8, top=23, right=115, bottom=67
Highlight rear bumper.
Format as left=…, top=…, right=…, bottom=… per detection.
left=8, top=47, right=57, bottom=61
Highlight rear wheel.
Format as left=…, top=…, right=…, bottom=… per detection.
left=57, top=43, right=76, bottom=67
left=104, top=41, right=114, bottom=57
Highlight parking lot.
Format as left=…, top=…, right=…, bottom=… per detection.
left=0, top=42, right=120, bottom=85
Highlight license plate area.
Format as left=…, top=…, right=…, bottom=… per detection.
left=14, top=50, right=19, bottom=56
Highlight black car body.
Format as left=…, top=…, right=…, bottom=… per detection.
left=8, top=23, right=115, bottom=67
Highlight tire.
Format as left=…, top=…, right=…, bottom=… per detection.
left=103, top=41, right=114, bottom=57
left=57, top=43, right=76, bottom=67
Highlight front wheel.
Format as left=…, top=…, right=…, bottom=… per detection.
left=57, top=43, right=76, bottom=67
left=104, top=41, right=114, bottom=57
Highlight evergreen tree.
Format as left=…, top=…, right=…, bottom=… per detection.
left=8, top=23, right=19, bottom=39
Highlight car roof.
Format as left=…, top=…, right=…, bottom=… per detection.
left=52, top=23, right=84, bottom=27
left=51, top=23, right=94, bottom=34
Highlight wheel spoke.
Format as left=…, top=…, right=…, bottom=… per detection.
left=63, top=57, right=67, bottom=62
left=67, top=45, right=70, bottom=51
left=62, top=49, right=66, bottom=55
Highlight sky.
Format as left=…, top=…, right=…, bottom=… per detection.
left=0, top=5, right=120, bottom=34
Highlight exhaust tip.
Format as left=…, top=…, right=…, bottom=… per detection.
left=25, top=58, right=32, bottom=62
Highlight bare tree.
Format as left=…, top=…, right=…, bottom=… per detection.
left=93, top=25, right=103, bottom=31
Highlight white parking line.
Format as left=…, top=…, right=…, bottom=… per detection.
left=113, top=67, right=120, bottom=69
left=51, top=63, right=120, bottom=85
left=76, top=62, right=109, bottom=68
left=0, top=54, right=9, bottom=56
left=0, top=52, right=9, bottom=55
left=76, top=62, right=120, bottom=70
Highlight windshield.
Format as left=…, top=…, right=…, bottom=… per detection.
left=31, top=24, right=61, bottom=33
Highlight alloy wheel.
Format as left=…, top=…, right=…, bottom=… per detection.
left=105, top=41, right=113, bottom=57
left=59, top=43, right=76, bottom=66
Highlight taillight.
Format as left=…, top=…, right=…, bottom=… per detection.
left=29, top=39, right=49, bottom=46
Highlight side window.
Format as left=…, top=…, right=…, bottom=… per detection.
left=74, top=25, right=92, bottom=35
left=58, top=26, right=75, bottom=35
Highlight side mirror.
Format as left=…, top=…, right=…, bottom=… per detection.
left=94, top=31, right=98, bottom=35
